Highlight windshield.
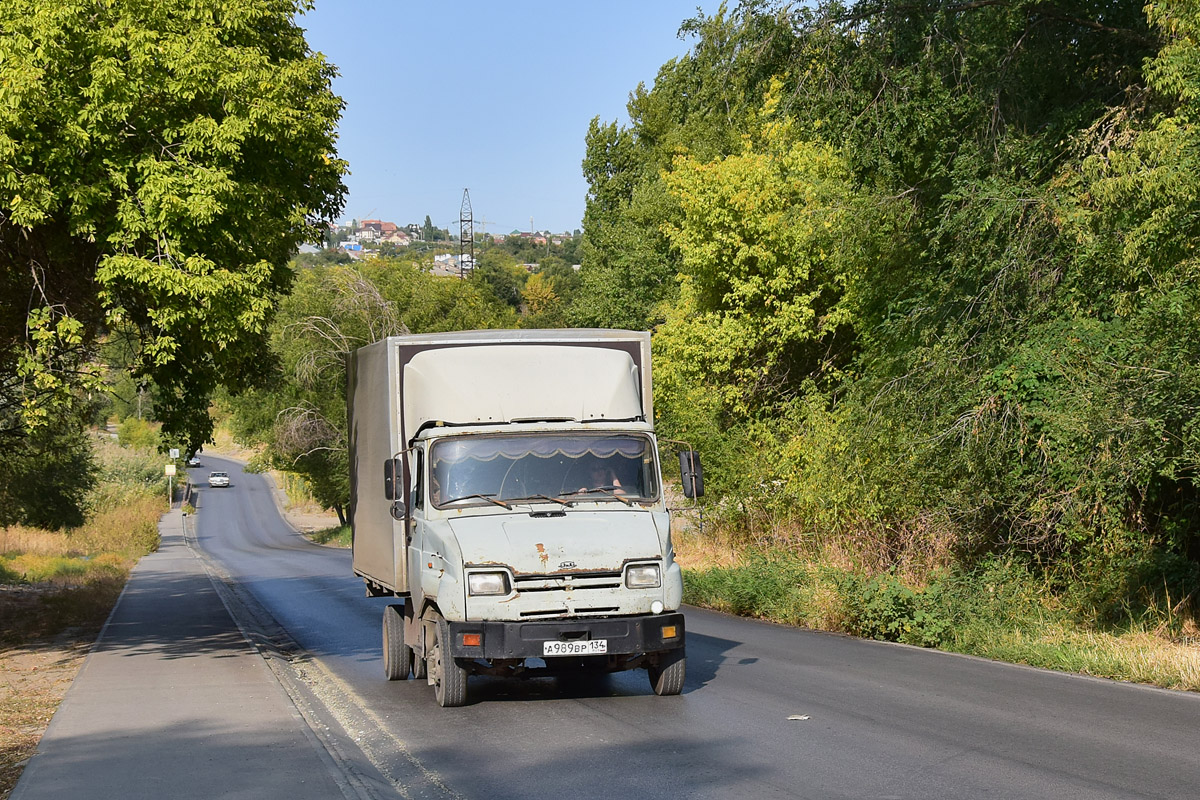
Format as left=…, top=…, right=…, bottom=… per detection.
left=429, top=433, right=659, bottom=508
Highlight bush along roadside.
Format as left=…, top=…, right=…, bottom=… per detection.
left=682, top=549, right=1200, bottom=691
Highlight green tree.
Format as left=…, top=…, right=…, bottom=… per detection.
left=536, top=256, right=581, bottom=300
left=577, top=0, right=1200, bottom=576
left=0, top=417, right=96, bottom=530
left=574, top=4, right=800, bottom=330
left=657, top=127, right=865, bottom=419
left=470, top=249, right=528, bottom=309
left=520, top=272, right=565, bottom=328
left=0, top=0, right=347, bottom=462
left=293, top=247, right=354, bottom=268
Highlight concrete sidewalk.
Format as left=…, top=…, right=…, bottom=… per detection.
left=11, top=509, right=352, bottom=800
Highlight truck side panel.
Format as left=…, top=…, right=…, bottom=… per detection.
left=348, top=339, right=406, bottom=592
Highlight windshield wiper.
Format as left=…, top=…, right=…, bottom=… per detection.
left=559, top=487, right=633, bottom=507
left=508, top=494, right=574, bottom=507
left=443, top=493, right=512, bottom=509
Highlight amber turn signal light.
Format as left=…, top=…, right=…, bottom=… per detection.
left=661, top=625, right=678, bottom=640
left=461, top=633, right=482, bottom=647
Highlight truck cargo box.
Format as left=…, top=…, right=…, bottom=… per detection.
left=348, top=329, right=652, bottom=593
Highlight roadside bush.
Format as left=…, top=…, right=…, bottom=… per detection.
left=682, top=551, right=811, bottom=620
left=839, top=572, right=953, bottom=648
left=116, top=416, right=160, bottom=451
left=683, top=549, right=1057, bottom=651
left=1059, top=540, right=1199, bottom=634
left=0, top=417, right=96, bottom=530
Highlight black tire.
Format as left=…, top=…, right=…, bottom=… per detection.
left=383, top=604, right=411, bottom=681
left=430, top=614, right=468, bottom=707
left=648, top=648, right=686, bottom=696
left=412, top=642, right=427, bottom=679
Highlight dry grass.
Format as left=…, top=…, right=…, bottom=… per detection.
left=0, top=633, right=92, bottom=798
left=672, top=514, right=745, bottom=571
left=961, top=625, right=1200, bottom=692
left=0, top=496, right=160, bottom=590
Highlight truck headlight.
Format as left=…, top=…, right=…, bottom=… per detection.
left=625, top=564, right=661, bottom=589
left=467, top=571, right=511, bottom=596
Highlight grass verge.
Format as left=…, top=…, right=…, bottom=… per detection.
left=308, top=524, right=351, bottom=547
left=677, top=524, right=1200, bottom=692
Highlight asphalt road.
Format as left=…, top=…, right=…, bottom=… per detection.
left=190, top=455, right=1200, bottom=800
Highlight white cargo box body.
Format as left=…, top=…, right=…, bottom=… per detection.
left=348, top=329, right=652, bottom=594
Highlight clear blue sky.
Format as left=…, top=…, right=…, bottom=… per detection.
left=298, top=1, right=722, bottom=235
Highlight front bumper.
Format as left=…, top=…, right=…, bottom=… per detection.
left=446, top=613, right=685, bottom=660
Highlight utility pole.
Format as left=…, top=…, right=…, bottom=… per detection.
left=459, top=189, right=475, bottom=279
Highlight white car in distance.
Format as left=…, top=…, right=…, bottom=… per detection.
left=208, top=471, right=230, bottom=488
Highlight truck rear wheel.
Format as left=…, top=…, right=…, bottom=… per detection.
left=648, top=648, right=686, bottom=696
left=430, top=614, right=468, bottom=707
left=383, top=604, right=411, bottom=681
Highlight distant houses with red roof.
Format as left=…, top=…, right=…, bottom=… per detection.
left=324, top=217, right=576, bottom=260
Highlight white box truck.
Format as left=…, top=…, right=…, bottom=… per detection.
left=347, top=329, right=701, bottom=706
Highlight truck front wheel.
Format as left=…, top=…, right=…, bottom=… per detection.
left=648, top=648, right=686, bottom=696
left=429, top=614, right=468, bottom=707
left=383, top=604, right=411, bottom=681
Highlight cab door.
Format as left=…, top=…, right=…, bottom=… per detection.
left=404, top=446, right=428, bottom=663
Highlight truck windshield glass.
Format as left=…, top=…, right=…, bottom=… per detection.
left=430, top=433, right=658, bottom=508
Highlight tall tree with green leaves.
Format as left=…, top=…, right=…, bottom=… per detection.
left=574, top=4, right=800, bottom=331
left=0, top=0, right=347, bottom=467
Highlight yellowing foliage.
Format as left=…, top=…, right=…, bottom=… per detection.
left=657, top=135, right=858, bottom=417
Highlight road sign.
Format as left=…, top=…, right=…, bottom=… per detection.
left=169, top=448, right=180, bottom=459
left=165, top=464, right=177, bottom=476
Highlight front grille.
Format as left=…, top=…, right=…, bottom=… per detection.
left=519, top=606, right=620, bottom=619
left=513, top=571, right=622, bottom=593
left=505, top=571, right=630, bottom=620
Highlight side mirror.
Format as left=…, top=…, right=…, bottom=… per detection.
left=384, top=457, right=403, bottom=501
left=679, top=451, right=704, bottom=499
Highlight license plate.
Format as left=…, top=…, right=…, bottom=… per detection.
left=543, top=639, right=607, bottom=657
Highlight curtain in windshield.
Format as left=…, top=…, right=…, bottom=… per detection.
left=430, top=433, right=657, bottom=507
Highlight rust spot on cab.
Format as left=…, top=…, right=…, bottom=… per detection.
left=536, top=542, right=549, bottom=568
